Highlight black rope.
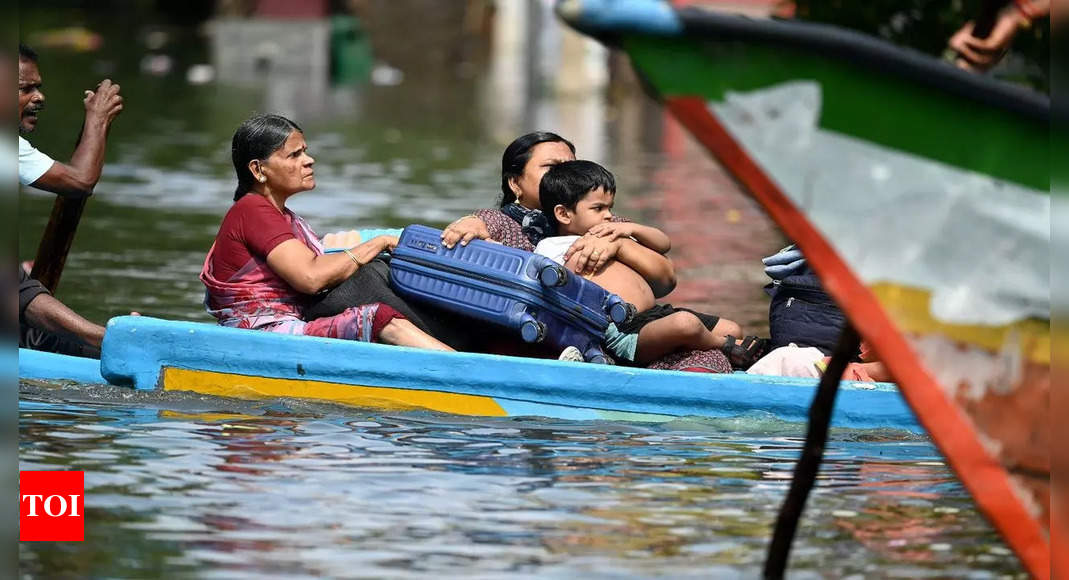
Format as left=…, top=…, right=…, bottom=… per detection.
left=763, top=324, right=862, bottom=579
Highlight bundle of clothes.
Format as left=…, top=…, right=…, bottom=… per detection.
left=747, top=244, right=885, bottom=382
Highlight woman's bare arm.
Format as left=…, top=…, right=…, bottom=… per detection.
left=266, top=235, right=396, bottom=294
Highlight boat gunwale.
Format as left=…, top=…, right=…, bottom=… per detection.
left=18, top=317, right=919, bottom=432
left=560, top=1, right=1048, bottom=122
left=674, top=7, right=1048, bottom=122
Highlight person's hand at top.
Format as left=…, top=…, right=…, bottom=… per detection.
left=83, top=79, right=123, bottom=128
left=586, top=221, right=634, bottom=243
left=441, top=215, right=489, bottom=249
left=587, top=221, right=671, bottom=254
left=564, top=234, right=621, bottom=276
left=948, top=0, right=1049, bottom=72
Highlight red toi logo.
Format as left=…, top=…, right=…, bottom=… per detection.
left=20, top=471, right=84, bottom=541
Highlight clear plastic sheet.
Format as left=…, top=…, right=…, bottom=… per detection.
left=710, top=81, right=1049, bottom=326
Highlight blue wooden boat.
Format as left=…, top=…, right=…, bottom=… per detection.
left=19, top=348, right=105, bottom=385
left=19, top=315, right=918, bottom=431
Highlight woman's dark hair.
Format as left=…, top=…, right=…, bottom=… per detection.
left=539, top=160, right=616, bottom=230
left=231, top=113, right=302, bottom=201
left=499, top=131, right=575, bottom=207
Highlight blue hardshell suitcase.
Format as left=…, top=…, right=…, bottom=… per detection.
left=389, top=225, right=635, bottom=363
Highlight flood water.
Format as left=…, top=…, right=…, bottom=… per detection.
left=18, top=3, right=1019, bottom=577
left=19, top=383, right=1023, bottom=578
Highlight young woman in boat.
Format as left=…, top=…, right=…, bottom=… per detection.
left=440, top=131, right=676, bottom=294
left=438, top=132, right=738, bottom=373
left=200, top=114, right=453, bottom=351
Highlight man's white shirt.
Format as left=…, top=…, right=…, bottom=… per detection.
left=18, top=136, right=55, bottom=186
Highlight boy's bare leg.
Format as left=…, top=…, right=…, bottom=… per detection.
left=709, top=318, right=742, bottom=347
left=633, top=312, right=710, bottom=364
left=378, top=319, right=454, bottom=351
left=634, top=312, right=744, bottom=364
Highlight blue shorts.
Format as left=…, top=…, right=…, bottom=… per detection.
left=604, top=323, right=640, bottom=361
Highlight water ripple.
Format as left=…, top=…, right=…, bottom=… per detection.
left=18, top=390, right=1023, bottom=578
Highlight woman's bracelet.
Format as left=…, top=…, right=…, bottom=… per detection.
left=342, top=248, right=362, bottom=266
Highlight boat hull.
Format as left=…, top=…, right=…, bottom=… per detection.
left=21, top=316, right=918, bottom=431
left=19, top=348, right=105, bottom=384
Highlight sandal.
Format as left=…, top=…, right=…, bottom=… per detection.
left=721, top=335, right=771, bottom=370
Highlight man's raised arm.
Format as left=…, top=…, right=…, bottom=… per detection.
left=30, top=80, right=123, bottom=197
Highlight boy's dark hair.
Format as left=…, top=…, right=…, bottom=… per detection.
left=19, top=43, right=38, bottom=62
left=539, top=160, right=616, bottom=230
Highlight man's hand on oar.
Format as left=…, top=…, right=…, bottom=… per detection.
left=948, top=14, right=1020, bottom=71
left=947, top=0, right=1048, bottom=72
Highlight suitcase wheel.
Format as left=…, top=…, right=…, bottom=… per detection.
left=520, top=318, right=546, bottom=343
left=538, top=264, right=567, bottom=288
left=606, top=298, right=636, bottom=325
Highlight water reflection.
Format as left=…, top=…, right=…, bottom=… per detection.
left=18, top=391, right=1022, bottom=578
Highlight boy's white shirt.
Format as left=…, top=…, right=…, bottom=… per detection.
left=533, top=235, right=581, bottom=265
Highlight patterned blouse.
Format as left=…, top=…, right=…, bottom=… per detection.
left=473, top=208, right=538, bottom=252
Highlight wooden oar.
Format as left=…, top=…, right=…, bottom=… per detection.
left=30, top=194, right=89, bottom=294
left=29, top=79, right=124, bottom=294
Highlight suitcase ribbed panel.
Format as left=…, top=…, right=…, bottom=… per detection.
left=392, top=268, right=511, bottom=316
left=453, top=243, right=525, bottom=276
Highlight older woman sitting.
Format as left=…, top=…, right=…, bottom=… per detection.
left=200, top=114, right=451, bottom=350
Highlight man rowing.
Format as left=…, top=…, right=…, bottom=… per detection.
left=18, top=42, right=124, bottom=358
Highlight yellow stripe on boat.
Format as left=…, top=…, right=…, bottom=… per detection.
left=870, top=282, right=1049, bottom=365
left=158, top=410, right=258, bottom=423
left=161, top=367, right=508, bottom=416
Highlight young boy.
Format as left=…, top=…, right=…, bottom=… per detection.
left=534, top=160, right=744, bottom=366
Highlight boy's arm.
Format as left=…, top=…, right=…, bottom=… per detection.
left=588, top=221, right=671, bottom=254
left=615, top=239, right=676, bottom=297
left=628, top=223, right=671, bottom=254
left=566, top=235, right=676, bottom=298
